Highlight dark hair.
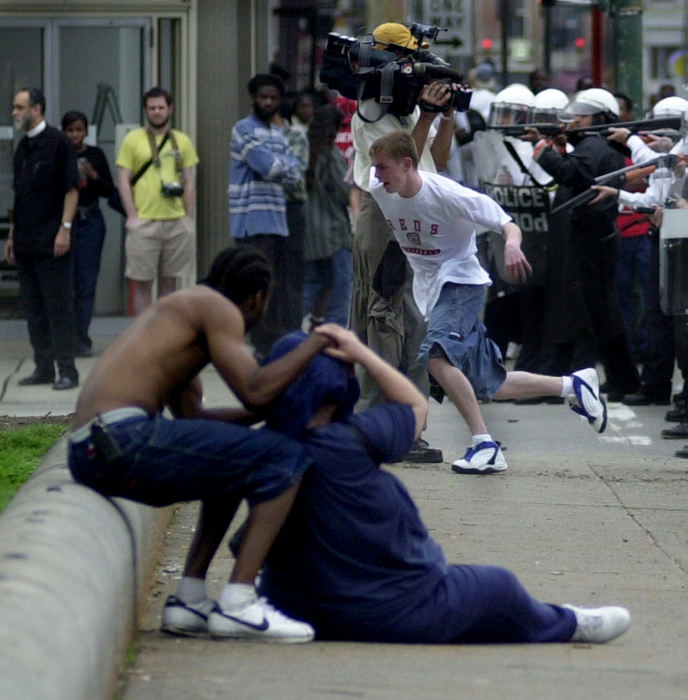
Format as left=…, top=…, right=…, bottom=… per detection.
left=575, top=76, right=594, bottom=92
left=613, top=91, right=632, bottom=113
left=61, top=110, right=88, bottom=130
left=20, top=87, right=46, bottom=115
left=142, top=86, right=173, bottom=108
left=248, top=73, right=285, bottom=97
left=306, top=105, right=345, bottom=191
left=200, top=246, right=273, bottom=304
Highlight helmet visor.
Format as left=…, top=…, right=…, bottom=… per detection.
left=487, top=103, right=533, bottom=127
left=650, top=108, right=684, bottom=119
left=532, top=107, right=561, bottom=124
left=558, top=99, right=601, bottom=122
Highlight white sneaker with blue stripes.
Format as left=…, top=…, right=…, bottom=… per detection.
left=452, top=440, right=508, bottom=475
left=567, top=368, right=607, bottom=433
left=161, top=595, right=220, bottom=636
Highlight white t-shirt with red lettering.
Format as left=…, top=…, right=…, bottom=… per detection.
left=369, top=169, right=512, bottom=317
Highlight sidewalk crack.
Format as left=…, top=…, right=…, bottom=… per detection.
left=0, top=358, right=25, bottom=402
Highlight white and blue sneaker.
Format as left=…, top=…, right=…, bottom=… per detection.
left=161, top=595, right=220, bottom=636
left=567, top=368, right=607, bottom=433
left=451, top=441, right=508, bottom=475
left=563, top=604, right=631, bottom=643
left=209, top=596, right=315, bottom=643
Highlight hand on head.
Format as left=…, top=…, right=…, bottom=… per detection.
left=312, top=324, right=365, bottom=365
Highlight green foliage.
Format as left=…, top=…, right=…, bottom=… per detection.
left=0, top=423, right=68, bottom=512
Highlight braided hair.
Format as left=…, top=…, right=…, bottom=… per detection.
left=200, top=246, right=273, bottom=305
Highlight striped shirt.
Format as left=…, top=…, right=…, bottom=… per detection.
left=229, top=114, right=303, bottom=238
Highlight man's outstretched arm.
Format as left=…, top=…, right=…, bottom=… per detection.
left=203, top=296, right=334, bottom=412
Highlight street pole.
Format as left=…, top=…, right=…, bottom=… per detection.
left=609, top=0, right=644, bottom=118
left=501, top=0, right=509, bottom=86
left=543, top=2, right=552, bottom=76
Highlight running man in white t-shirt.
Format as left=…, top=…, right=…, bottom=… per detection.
left=368, top=130, right=608, bottom=474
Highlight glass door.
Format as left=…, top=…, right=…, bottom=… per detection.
left=0, top=17, right=151, bottom=315
left=0, top=21, right=46, bottom=310
left=56, top=19, right=150, bottom=314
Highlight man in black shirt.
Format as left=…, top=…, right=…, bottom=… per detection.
left=523, top=87, right=641, bottom=401
left=4, top=88, right=80, bottom=389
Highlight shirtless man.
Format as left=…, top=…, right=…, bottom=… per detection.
left=68, top=245, right=333, bottom=643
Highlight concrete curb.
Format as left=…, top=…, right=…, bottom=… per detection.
left=0, top=437, right=171, bottom=700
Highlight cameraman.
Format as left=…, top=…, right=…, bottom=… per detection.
left=117, top=86, right=199, bottom=314
left=350, top=22, right=456, bottom=463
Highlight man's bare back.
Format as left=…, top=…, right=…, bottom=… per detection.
left=72, top=286, right=255, bottom=429
left=72, top=284, right=333, bottom=432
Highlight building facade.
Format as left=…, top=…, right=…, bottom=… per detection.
left=0, top=0, right=685, bottom=315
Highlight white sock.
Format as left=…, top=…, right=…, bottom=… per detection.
left=560, top=376, right=574, bottom=398
left=176, top=576, right=206, bottom=604
left=219, top=582, right=256, bottom=611
left=472, top=433, right=493, bottom=446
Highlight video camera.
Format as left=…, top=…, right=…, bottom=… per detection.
left=319, top=23, right=472, bottom=120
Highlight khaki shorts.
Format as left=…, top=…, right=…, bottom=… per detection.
left=125, top=216, right=195, bottom=281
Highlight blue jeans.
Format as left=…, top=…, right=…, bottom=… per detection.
left=420, top=283, right=506, bottom=400
left=68, top=412, right=311, bottom=507
left=71, top=205, right=106, bottom=351
left=303, top=248, right=353, bottom=326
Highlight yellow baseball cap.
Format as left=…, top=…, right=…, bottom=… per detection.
left=373, top=23, right=419, bottom=51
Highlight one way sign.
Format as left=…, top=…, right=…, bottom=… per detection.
left=420, top=0, right=473, bottom=56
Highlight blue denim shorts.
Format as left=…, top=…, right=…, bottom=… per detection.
left=68, top=409, right=311, bottom=507
left=419, top=283, right=506, bottom=401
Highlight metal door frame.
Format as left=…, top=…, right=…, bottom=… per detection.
left=0, top=16, right=151, bottom=125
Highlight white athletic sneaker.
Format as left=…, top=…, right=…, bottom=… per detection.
left=451, top=441, right=508, bottom=475
left=209, top=596, right=315, bottom=643
left=563, top=604, right=631, bottom=643
left=161, top=595, right=220, bottom=636
left=567, top=368, right=608, bottom=433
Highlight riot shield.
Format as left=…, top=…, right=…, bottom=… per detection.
left=473, top=131, right=551, bottom=286
left=660, top=208, right=688, bottom=315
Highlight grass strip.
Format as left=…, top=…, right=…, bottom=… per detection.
left=0, top=422, right=68, bottom=512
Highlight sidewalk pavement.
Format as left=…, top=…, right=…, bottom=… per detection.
left=1, top=317, right=687, bottom=699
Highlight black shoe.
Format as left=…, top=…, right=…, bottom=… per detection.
left=606, top=390, right=625, bottom=403
left=18, top=371, right=55, bottom=385
left=400, top=438, right=443, bottom=463
left=675, top=446, right=688, bottom=458
left=622, top=390, right=671, bottom=406
left=665, top=406, right=688, bottom=422
left=53, top=376, right=78, bottom=390
left=661, top=422, right=688, bottom=439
